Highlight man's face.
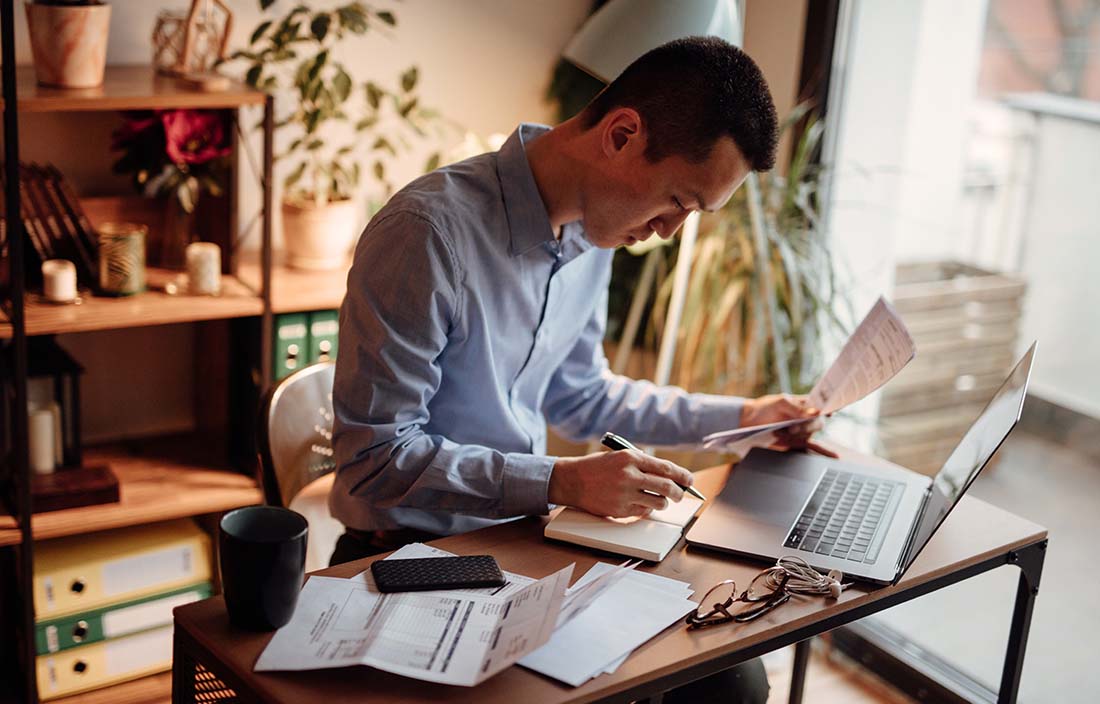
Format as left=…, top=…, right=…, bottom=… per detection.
left=582, top=124, right=752, bottom=249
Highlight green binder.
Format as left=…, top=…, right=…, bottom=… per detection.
left=309, top=310, right=340, bottom=363
left=274, top=313, right=309, bottom=379
left=35, top=582, right=211, bottom=655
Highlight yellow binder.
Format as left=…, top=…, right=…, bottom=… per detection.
left=36, top=624, right=173, bottom=700
left=33, top=518, right=212, bottom=619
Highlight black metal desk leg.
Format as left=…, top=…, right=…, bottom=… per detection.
left=998, top=540, right=1047, bottom=704
left=788, top=638, right=812, bottom=704
left=172, top=628, right=196, bottom=704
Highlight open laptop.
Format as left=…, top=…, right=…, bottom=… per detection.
left=686, top=342, right=1036, bottom=585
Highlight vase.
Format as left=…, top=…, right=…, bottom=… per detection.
left=160, top=200, right=195, bottom=270
left=25, top=2, right=112, bottom=88
left=281, top=198, right=359, bottom=270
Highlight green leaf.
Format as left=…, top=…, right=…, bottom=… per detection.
left=400, top=66, right=418, bottom=93
left=284, top=161, right=307, bottom=189
left=365, top=82, right=383, bottom=109
left=333, top=67, right=352, bottom=103
left=376, top=10, right=396, bottom=26
left=337, top=4, right=369, bottom=33
left=306, top=139, right=323, bottom=151
left=260, top=0, right=277, bottom=10
left=250, top=20, right=272, bottom=44
left=310, top=12, right=332, bottom=41
left=245, top=64, right=262, bottom=87
left=355, top=115, right=378, bottom=131
left=304, top=110, right=322, bottom=133
left=371, top=137, right=395, bottom=156
left=373, top=161, right=385, bottom=181
left=351, top=162, right=361, bottom=185
left=424, top=152, right=441, bottom=172
left=398, top=97, right=418, bottom=118
left=306, top=50, right=329, bottom=82
left=336, top=145, right=354, bottom=155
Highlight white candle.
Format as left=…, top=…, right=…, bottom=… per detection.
left=29, top=406, right=56, bottom=474
left=42, top=259, right=77, bottom=302
left=186, top=242, right=221, bottom=296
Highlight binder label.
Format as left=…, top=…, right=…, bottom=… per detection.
left=105, top=626, right=172, bottom=676
left=101, top=546, right=196, bottom=598
left=103, top=590, right=205, bottom=638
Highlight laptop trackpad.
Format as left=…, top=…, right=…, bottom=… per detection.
left=726, top=460, right=823, bottom=527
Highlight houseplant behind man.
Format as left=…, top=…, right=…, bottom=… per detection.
left=331, top=37, right=826, bottom=702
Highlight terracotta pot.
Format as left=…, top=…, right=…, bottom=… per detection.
left=281, top=198, right=360, bottom=270
left=25, top=2, right=112, bottom=88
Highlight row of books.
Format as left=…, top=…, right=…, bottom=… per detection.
left=33, top=519, right=212, bottom=700
left=274, top=309, right=340, bottom=379
left=0, top=162, right=99, bottom=287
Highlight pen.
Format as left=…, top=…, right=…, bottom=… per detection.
left=600, top=432, right=707, bottom=501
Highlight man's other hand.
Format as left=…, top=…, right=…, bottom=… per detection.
left=740, top=393, right=837, bottom=458
left=549, top=450, right=694, bottom=519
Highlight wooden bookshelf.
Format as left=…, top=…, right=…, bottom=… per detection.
left=51, top=672, right=171, bottom=704
left=4, top=65, right=264, bottom=113
left=0, top=434, right=262, bottom=547
left=0, top=268, right=262, bottom=338
left=238, top=256, right=349, bottom=314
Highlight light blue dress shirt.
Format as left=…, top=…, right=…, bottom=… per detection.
left=330, top=124, right=745, bottom=535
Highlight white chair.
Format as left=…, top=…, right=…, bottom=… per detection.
left=258, top=361, right=344, bottom=572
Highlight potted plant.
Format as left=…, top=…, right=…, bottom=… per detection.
left=228, top=2, right=443, bottom=270
left=25, top=0, right=111, bottom=88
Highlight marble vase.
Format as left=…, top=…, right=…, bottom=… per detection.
left=25, top=2, right=112, bottom=88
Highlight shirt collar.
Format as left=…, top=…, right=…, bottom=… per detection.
left=496, top=124, right=557, bottom=257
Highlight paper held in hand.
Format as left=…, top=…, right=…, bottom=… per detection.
left=703, top=296, right=916, bottom=450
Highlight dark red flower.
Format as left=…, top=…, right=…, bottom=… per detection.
left=161, top=110, right=231, bottom=165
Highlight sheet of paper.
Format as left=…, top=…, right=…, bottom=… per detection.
left=255, top=560, right=572, bottom=687
left=519, top=564, right=697, bottom=687
left=808, top=297, right=915, bottom=414
left=646, top=495, right=705, bottom=527
left=703, top=296, right=915, bottom=449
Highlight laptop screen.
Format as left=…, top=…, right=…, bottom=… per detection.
left=897, top=342, right=1036, bottom=578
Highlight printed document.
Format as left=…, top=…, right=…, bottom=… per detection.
left=703, top=296, right=915, bottom=449
left=253, top=553, right=572, bottom=686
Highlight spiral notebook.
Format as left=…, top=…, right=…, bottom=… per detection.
left=544, top=496, right=705, bottom=562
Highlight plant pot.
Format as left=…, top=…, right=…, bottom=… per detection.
left=281, top=198, right=360, bottom=271
left=25, top=2, right=112, bottom=89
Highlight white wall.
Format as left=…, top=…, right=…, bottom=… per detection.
left=1010, top=107, right=1100, bottom=417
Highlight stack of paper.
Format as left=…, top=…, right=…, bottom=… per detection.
left=253, top=543, right=571, bottom=686
left=519, top=562, right=698, bottom=686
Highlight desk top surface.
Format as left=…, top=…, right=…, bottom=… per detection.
left=175, top=461, right=1046, bottom=704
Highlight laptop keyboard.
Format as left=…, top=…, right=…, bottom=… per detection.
left=783, top=469, right=904, bottom=564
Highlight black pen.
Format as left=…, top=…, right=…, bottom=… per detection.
left=600, top=432, right=707, bottom=501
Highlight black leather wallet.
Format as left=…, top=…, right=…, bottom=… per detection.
left=370, top=555, right=506, bottom=593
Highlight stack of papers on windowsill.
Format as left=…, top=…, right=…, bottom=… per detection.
left=519, top=562, right=698, bottom=687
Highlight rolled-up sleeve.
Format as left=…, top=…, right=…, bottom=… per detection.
left=331, top=210, right=554, bottom=531
left=541, top=287, right=745, bottom=446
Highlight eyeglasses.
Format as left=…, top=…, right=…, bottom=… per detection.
left=685, top=572, right=792, bottom=630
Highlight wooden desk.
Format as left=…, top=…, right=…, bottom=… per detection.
left=172, top=464, right=1047, bottom=704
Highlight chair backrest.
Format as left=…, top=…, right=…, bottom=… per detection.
left=258, top=361, right=337, bottom=508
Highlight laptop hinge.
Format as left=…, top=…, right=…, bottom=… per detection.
left=893, top=485, right=933, bottom=583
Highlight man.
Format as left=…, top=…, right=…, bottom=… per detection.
left=331, top=37, right=821, bottom=702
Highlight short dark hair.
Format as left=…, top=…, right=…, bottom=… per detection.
left=579, top=36, right=778, bottom=171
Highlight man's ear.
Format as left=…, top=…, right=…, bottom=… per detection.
left=601, top=108, right=645, bottom=159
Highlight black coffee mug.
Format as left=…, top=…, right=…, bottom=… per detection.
left=219, top=506, right=308, bottom=631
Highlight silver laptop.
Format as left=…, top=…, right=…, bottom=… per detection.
left=686, top=342, right=1036, bottom=585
